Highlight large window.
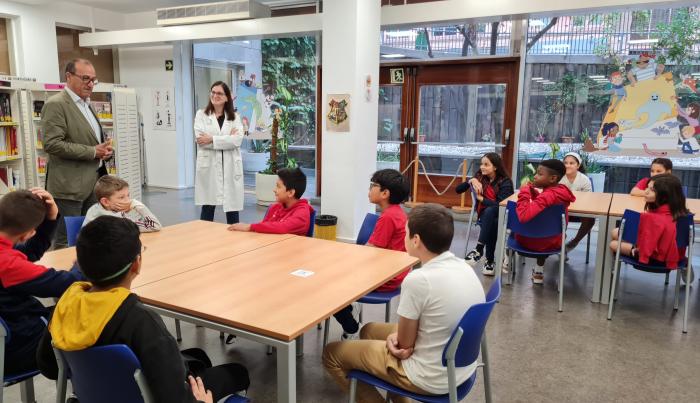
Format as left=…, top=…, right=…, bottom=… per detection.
left=192, top=37, right=318, bottom=195
left=518, top=7, right=700, bottom=197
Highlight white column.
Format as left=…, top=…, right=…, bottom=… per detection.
left=173, top=40, right=196, bottom=188
left=321, top=0, right=380, bottom=241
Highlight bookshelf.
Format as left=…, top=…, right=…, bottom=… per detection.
left=20, top=82, right=142, bottom=200
left=0, top=78, right=27, bottom=196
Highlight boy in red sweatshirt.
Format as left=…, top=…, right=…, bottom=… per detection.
left=515, top=159, right=576, bottom=284
left=0, top=189, right=83, bottom=376
left=228, top=167, right=313, bottom=236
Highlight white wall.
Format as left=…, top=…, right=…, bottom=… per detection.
left=0, top=0, right=125, bottom=82
left=117, top=45, right=182, bottom=188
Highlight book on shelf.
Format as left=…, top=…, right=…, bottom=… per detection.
left=36, top=126, right=43, bottom=149
left=0, top=127, right=19, bottom=158
left=91, top=101, right=112, bottom=120
left=0, top=166, right=21, bottom=192
left=0, top=93, right=11, bottom=122
left=37, top=156, right=46, bottom=174
left=33, top=100, right=44, bottom=118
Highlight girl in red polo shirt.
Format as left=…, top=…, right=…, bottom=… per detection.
left=610, top=174, right=689, bottom=269
left=630, top=158, right=672, bottom=197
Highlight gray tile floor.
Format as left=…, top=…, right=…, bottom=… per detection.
left=6, top=186, right=700, bottom=402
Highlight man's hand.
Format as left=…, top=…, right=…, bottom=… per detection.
left=196, top=134, right=214, bottom=145
left=227, top=223, right=251, bottom=232
left=188, top=376, right=213, bottom=403
left=95, top=141, right=113, bottom=160
left=386, top=332, right=414, bottom=360
left=30, top=188, right=59, bottom=220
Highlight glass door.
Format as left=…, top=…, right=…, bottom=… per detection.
left=380, top=59, right=520, bottom=206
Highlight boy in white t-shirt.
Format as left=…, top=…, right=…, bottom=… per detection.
left=322, top=203, right=485, bottom=402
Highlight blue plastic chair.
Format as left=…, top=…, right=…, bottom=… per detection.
left=464, top=184, right=482, bottom=256
left=64, top=216, right=86, bottom=247
left=356, top=213, right=379, bottom=246
left=320, top=213, right=398, bottom=346
left=54, top=344, right=249, bottom=403
left=607, top=210, right=695, bottom=333
left=501, top=201, right=568, bottom=312
left=307, top=208, right=317, bottom=237
left=348, top=278, right=501, bottom=403
left=355, top=213, right=401, bottom=322
left=0, top=317, right=39, bottom=403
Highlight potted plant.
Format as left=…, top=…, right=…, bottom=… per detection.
left=243, top=139, right=269, bottom=173
left=255, top=86, right=299, bottom=205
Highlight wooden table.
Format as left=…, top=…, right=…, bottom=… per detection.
left=133, top=235, right=418, bottom=403
left=494, top=191, right=614, bottom=303
left=599, top=194, right=700, bottom=304
left=38, top=220, right=294, bottom=288
left=41, top=220, right=419, bottom=403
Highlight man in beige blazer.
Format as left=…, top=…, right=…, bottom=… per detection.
left=42, top=58, right=113, bottom=248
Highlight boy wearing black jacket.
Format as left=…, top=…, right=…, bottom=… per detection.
left=0, top=189, right=83, bottom=375
left=37, top=216, right=249, bottom=403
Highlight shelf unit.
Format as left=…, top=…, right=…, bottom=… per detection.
left=0, top=78, right=28, bottom=196
left=19, top=82, right=142, bottom=200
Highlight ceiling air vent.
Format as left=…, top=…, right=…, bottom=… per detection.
left=156, top=0, right=271, bottom=26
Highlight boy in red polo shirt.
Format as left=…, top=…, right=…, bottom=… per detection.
left=333, top=169, right=410, bottom=338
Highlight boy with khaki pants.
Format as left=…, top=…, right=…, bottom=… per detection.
left=323, top=204, right=485, bottom=402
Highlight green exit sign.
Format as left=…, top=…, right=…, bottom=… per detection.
left=165, top=60, right=174, bottom=71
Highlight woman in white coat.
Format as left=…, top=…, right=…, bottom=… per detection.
left=194, top=81, right=244, bottom=224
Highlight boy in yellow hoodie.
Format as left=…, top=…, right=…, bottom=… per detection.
left=36, top=216, right=249, bottom=403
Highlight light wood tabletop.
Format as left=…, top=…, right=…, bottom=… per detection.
left=133, top=235, right=419, bottom=341
left=609, top=194, right=700, bottom=223
left=37, top=220, right=294, bottom=287
left=500, top=191, right=613, bottom=215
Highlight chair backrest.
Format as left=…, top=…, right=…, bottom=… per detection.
left=57, top=344, right=151, bottom=403
left=307, top=208, right=316, bottom=237
left=442, top=278, right=501, bottom=367
left=65, top=216, right=86, bottom=247
left=620, top=210, right=695, bottom=249
left=505, top=201, right=565, bottom=238
left=0, top=316, right=10, bottom=343
left=356, top=213, right=380, bottom=245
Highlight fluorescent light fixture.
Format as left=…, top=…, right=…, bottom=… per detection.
left=381, top=54, right=405, bottom=58
left=628, top=38, right=659, bottom=44
left=589, top=75, right=606, bottom=79
left=531, top=77, right=544, bottom=81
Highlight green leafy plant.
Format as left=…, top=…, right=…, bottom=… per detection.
left=653, top=8, right=700, bottom=71
left=520, top=161, right=537, bottom=187
left=250, top=139, right=267, bottom=153
left=578, top=150, right=605, bottom=174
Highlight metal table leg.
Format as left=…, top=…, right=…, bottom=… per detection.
left=590, top=213, right=610, bottom=303
left=494, top=205, right=507, bottom=281
left=277, top=340, right=297, bottom=403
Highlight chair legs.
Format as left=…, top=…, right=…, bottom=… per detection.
left=558, top=252, right=565, bottom=313
left=384, top=301, right=391, bottom=322
left=174, top=319, right=182, bottom=342
left=481, top=336, right=493, bottom=403
left=664, top=272, right=670, bottom=285
left=323, top=318, right=330, bottom=346
left=585, top=232, right=591, bottom=264
left=608, top=261, right=621, bottom=320
left=673, top=270, right=681, bottom=311
left=19, top=379, right=36, bottom=403
left=348, top=378, right=357, bottom=403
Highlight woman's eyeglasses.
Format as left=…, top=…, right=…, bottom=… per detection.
left=210, top=91, right=226, bottom=97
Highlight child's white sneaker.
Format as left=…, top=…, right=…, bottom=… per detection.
left=532, top=266, right=544, bottom=284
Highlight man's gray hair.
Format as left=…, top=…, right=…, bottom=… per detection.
left=65, top=58, right=93, bottom=75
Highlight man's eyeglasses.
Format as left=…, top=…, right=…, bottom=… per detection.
left=69, top=72, right=99, bottom=85
left=211, top=91, right=226, bottom=97
left=636, top=60, right=649, bottom=65
left=369, top=182, right=380, bottom=190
